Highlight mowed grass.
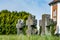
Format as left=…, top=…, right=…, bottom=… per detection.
left=0, top=35, right=59, bottom=40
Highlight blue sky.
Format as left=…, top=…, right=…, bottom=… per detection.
left=0, top=0, right=52, bottom=29
left=0, top=0, right=52, bottom=20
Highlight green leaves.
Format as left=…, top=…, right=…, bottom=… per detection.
left=0, top=10, right=30, bottom=35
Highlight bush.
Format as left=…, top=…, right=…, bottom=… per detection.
left=0, top=10, right=30, bottom=35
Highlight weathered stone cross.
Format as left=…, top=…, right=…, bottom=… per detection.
left=16, top=19, right=24, bottom=35
left=26, top=15, right=37, bottom=35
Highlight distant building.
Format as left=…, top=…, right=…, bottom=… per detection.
left=39, top=14, right=51, bottom=35
left=49, top=0, right=60, bottom=34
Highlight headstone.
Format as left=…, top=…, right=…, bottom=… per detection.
left=16, top=19, right=24, bottom=35
left=39, top=14, right=51, bottom=35
left=26, top=15, right=37, bottom=35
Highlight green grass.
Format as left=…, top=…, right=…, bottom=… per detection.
left=0, top=35, right=59, bottom=40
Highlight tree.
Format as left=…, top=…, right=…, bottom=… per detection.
left=0, top=10, right=31, bottom=35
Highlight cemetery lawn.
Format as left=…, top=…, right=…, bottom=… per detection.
left=0, top=35, right=59, bottom=40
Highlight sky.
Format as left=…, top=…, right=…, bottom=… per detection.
left=0, top=0, right=52, bottom=29
left=0, top=0, right=52, bottom=19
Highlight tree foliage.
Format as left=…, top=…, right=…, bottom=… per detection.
left=0, top=10, right=31, bottom=35
left=46, top=20, right=57, bottom=35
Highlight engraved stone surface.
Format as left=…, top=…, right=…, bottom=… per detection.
left=26, top=15, right=37, bottom=35
left=16, top=19, right=24, bottom=35
left=39, top=14, right=51, bottom=35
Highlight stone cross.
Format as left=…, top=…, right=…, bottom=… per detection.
left=16, top=19, right=24, bottom=35
left=39, top=14, right=51, bottom=35
left=26, top=15, right=37, bottom=35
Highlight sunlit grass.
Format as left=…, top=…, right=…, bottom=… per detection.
left=0, top=35, right=59, bottom=40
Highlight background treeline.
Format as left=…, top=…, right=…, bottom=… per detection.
left=0, top=10, right=31, bottom=35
